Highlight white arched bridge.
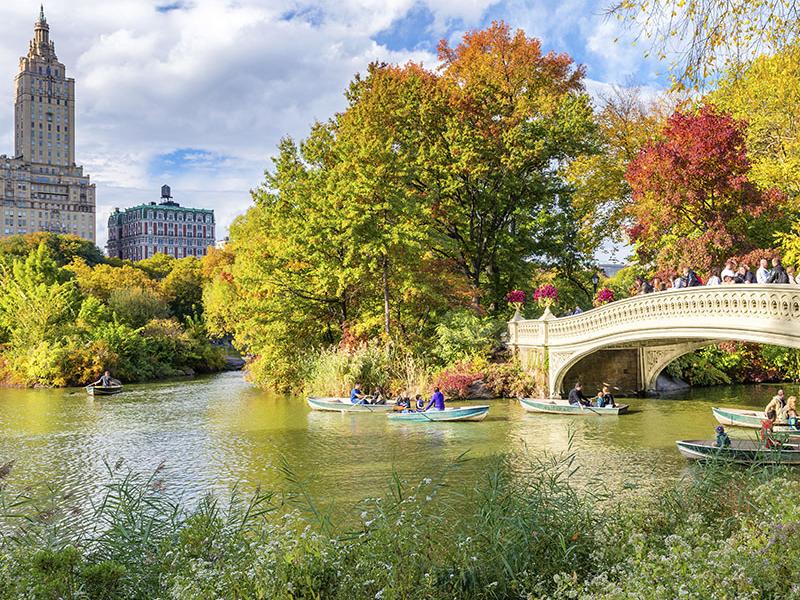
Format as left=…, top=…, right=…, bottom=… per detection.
left=508, top=285, right=800, bottom=397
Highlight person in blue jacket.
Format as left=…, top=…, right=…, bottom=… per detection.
left=424, top=387, right=446, bottom=411
left=350, top=383, right=367, bottom=405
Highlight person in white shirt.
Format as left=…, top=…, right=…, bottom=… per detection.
left=706, top=267, right=721, bottom=285
left=673, top=276, right=685, bottom=289
left=756, top=258, right=770, bottom=284
left=720, top=260, right=736, bottom=280
left=788, top=265, right=798, bottom=285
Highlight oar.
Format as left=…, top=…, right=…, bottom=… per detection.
left=574, top=395, right=600, bottom=416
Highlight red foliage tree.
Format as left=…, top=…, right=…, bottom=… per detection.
left=625, top=105, right=785, bottom=274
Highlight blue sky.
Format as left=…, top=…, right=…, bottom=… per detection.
left=0, top=1, right=667, bottom=251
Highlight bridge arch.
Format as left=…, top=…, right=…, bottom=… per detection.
left=508, top=285, right=800, bottom=397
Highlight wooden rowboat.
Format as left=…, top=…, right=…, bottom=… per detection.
left=676, top=439, right=800, bottom=465
left=387, top=405, right=489, bottom=422
left=86, top=384, right=123, bottom=396
left=519, top=398, right=628, bottom=415
left=306, top=397, right=395, bottom=413
left=712, top=407, right=769, bottom=429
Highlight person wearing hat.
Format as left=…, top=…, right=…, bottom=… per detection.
left=715, top=425, right=731, bottom=448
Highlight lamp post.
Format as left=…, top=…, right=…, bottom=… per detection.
left=591, top=272, right=599, bottom=295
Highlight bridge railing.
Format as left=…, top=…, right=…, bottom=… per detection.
left=509, top=285, right=800, bottom=349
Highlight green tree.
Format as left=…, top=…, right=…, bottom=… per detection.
left=161, top=257, right=204, bottom=321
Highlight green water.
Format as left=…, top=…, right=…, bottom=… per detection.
left=0, top=372, right=793, bottom=505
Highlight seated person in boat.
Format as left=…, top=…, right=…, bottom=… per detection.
left=350, top=383, right=368, bottom=405
left=415, top=395, right=425, bottom=410
left=394, top=396, right=411, bottom=411
left=601, top=385, right=616, bottom=408
left=424, top=387, right=446, bottom=411
left=715, top=425, right=731, bottom=448
left=594, top=392, right=606, bottom=408
left=568, top=383, right=591, bottom=406
left=371, top=386, right=387, bottom=405
left=787, top=396, right=799, bottom=429
left=90, top=370, right=115, bottom=388
left=765, top=392, right=786, bottom=422
left=760, top=418, right=780, bottom=449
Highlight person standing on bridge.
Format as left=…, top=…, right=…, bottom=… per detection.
left=767, top=257, right=789, bottom=284
left=756, top=258, right=770, bottom=284
left=706, top=268, right=721, bottom=286
left=681, top=267, right=702, bottom=287
left=720, top=260, right=736, bottom=280
left=735, top=264, right=756, bottom=284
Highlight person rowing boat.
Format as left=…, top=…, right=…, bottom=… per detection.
left=90, top=370, right=117, bottom=388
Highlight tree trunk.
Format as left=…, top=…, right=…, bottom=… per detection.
left=382, top=254, right=391, bottom=336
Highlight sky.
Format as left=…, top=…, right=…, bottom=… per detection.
left=0, top=0, right=667, bottom=253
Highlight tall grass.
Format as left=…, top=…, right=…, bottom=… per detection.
left=1, top=450, right=799, bottom=598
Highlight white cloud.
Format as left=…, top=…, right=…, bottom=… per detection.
left=0, top=0, right=661, bottom=249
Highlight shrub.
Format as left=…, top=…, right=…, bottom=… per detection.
left=433, top=360, right=484, bottom=398
left=108, top=287, right=168, bottom=328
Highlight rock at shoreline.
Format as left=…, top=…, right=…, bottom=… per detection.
left=223, top=356, right=246, bottom=371
left=655, top=373, right=690, bottom=393
left=465, top=379, right=495, bottom=399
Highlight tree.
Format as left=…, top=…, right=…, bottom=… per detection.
left=607, top=0, right=800, bottom=89
left=564, top=86, right=677, bottom=245
left=709, top=45, right=800, bottom=199
left=0, top=232, right=105, bottom=267
left=67, top=259, right=161, bottom=302
left=625, top=105, right=786, bottom=273
left=161, top=257, right=204, bottom=321
left=416, top=22, right=598, bottom=309
left=136, top=253, right=176, bottom=280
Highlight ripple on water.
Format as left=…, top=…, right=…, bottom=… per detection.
left=0, top=374, right=796, bottom=510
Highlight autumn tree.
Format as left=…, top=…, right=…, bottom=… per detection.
left=709, top=45, right=800, bottom=199
left=608, top=0, right=800, bottom=89
left=417, top=22, right=598, bottom=308
left=626, top=105, right=786, bottom=273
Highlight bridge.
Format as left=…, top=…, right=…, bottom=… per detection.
left=507, top=285, right=800, bottom=398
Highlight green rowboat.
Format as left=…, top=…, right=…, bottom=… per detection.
left=387, top=405, right=489, bottom=422
left=519, top=398, right=628, bottom=415
left=306, top=397, right=395, bottom=413
left=712, top=407, right=768, bottom=429
left=86, top=384, right=123, bottom=396
left=676, top=439, right=800, bottom=465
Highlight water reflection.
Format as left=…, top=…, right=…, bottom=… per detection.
left=0, top=374, right=797, bottom=509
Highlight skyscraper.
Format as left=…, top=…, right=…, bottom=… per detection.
left=0, top=6, right=96, bottom=241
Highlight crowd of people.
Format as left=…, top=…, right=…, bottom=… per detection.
left=633, top=257, right=797, bottom=295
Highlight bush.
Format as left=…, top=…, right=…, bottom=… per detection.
left=108, top=287, right=168, bottom=328
left=433, top=360, right=484, bottom=398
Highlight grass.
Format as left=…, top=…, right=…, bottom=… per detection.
left=1, top=447, right=800, bottom=598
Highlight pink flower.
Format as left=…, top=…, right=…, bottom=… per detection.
left=506, top=289, right=526, bottom=304
left=594, top=287, right=615, bottom=306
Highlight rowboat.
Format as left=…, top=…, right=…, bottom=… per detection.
left=86, top=384, right=123, bottom=396
left=306, top=397, right=396, bottom=413
left=519, top=398, right=629, bottom=415
left=712, top=407, right=769, bottom=429
left=676, top=439, right=800, bottom=465
left=387, top=405, right=489, bottom=422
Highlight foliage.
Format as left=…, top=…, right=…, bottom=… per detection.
left=302, top=342, right=431, bottom=397
left=108, top=287, right=168, bottom=328
left=607, top=0, right=800, bottom=90
left=431, top=311, right=501, bottom=366
left=161, top=257, right=204, bottom=322
left=710, top=45, right=800, bottom=198
left=666, top=342, right=791, bottom=386
left=0, top=238, right=223, bottom=387
left=3, top=446, right=800, bottom=598
left=210, top=22, right=602, bottom=391
left=626, top=105, right=786, bottom=273
left=0, top=232, right=106, bottom=267
left=432, top=360, right=484, bottom=399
